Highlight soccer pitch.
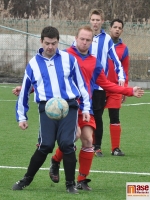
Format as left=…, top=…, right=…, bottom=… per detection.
left=0, top=84, right=150, bottom=200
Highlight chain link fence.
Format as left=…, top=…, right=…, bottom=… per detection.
left=0, top=19, right=150, bottom=83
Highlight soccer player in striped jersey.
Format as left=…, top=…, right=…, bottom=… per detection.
left=89, top=8, right=126, bottom=157
left=12, top=26, right=91, bottom=194
left=105, top=19, right=129, bottom=156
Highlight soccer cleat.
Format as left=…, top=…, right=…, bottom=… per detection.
left=49, top=158, right=60, bottom=183
left=76, top=179, right=92, bottom=191
left=95, top=149, right=103, bottom=157
left=12, top=176, right=33, bottom=190
left=66, top=181, right=79, bottom=194
left=111, top=148, right=125, bottom=156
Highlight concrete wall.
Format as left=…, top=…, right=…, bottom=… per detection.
left=129, top=81, right=150, bottom=89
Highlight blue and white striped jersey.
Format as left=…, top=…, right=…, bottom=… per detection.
left=16, top=48, right=90, bottom=122
left=89, top=29, right=126, bottom=90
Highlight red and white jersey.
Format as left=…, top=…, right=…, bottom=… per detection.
left=107, top=38, right=129, bottom=87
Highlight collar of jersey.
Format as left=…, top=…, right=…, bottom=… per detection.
left=71, top=46, right=91, bottom=58
left=94, top=29, right=106, bottom=38
left=37, top=48, right=60, bottom=60
left=114, top=38, right=123, bottom=46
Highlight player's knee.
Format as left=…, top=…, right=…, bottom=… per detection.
left=109, top=109, right=120, bottom=123
left=37, top=144, right=54, bottom=154
left=110, top=115, right=120, bottom=124
left=59, top=141, right=75, bottom=154
left=80, top=137, right=93, bottom=147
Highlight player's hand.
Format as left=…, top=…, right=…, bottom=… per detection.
left=82, top=113, right=90, bottom=122
left=118, top=80, right=125, bottom=86
left=12, top=86, right=21, bottom=96
left=121, top=95, right=126, bottom=103
left=19, top=121, right=28, bottom=130
left=133, top=87, right=144, bottom=97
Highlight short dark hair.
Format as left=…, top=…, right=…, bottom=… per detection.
left=41, top=26, right=59, bottom=41
left=110, top=19, right=124, bottom=28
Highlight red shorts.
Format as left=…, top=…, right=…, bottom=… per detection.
left=105, top=92, right=122, bottom=109
left=78, top=114, right=96, bottom=130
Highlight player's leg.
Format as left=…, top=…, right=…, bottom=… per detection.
left=57, top=99, right=79, bottom=194
left=105, top=93, right=124, bottom=156
left=108, top=108, right=125, bottom=156
left=51, top=126, right=80, bottom=163
left=92, top=90, right=106, bottom=157
left=49, top=126, right=81, bottom=183
left=76, top=115, right=96, bottom=191
left=12, top=102, right=57, bottom=190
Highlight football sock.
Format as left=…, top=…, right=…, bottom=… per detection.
left=77, top=148, right=94, bottom=182
left=63, top=152, right=76, bottom=181
left=52, top=147, right=63, bottom=162
left=25, top=149, right=47, bottom=178
left=110, top=124, right=121, bottom=151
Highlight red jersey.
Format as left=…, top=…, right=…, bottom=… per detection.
left=66, top=46, right=133, bottom=112
left=107, top=39, right=129, bottom=87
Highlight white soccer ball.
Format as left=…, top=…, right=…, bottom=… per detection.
left=45, top=97, right=69, bottom=120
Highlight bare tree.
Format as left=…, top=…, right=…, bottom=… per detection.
left=1, top=0, right=150, bottom=22
left=7, top=0, right=49, bottom=18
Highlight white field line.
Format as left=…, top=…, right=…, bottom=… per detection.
left=0, top=85, right=21, bottom=89
left=0, top=165, right=150, bottom=176
left=122, top=102, right=150, bottom=106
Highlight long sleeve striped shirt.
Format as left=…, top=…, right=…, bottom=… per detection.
left=16, top=48, right=90, bottom=122
left=89, top=29, right=126, bottom=90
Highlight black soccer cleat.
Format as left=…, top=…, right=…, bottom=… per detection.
left=49, top=158, right=60, bottom=183
left=111, top=148, right=125, bottom=156
left=66, top=181, right=79, bottom=194
left=94, top=149, right=104, bottom=157
left=76, top=179, right=92, bottom=191
left=12, top=176, right=33, bottom=190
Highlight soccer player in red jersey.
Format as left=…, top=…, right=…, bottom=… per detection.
left=48, top=26, right=143, bottom=191
left=105, top=19, right=129, bottom=156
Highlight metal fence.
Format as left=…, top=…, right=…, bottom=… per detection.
left=0, top=19, right=150, bottom=83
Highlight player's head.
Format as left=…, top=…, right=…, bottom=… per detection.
left=89, top=8, right=104, bottom=34
left=40, top=26, right=59, bottom=58
left=75, top=25, right=93, bottom=54
left=109, top=19, right=124, bottom=40
left=41, top=26, right=59, bottom=41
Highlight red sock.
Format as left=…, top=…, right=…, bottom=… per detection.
left=77, top=148, right=94, bottom=182
left=110, top=124, right=121, bottom=151
left=52, top=147, right=63, bottom=162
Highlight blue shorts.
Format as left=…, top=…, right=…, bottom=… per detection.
left=37, top=99, right=79, bottom=154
